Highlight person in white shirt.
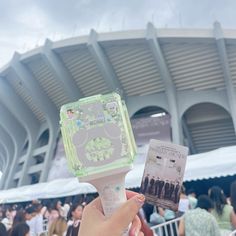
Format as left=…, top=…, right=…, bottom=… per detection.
left=177, top=186, right=190, bottom=217
left=61, top=197, right=72, bottom=220
left=187, top=188, right=198, bottom=209
left=25, top=205, right=44, bottom=236
left=1, top=208, right=13, bottom=231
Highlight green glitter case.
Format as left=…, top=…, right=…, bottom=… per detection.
left=60, top=92, right=137, bottom=178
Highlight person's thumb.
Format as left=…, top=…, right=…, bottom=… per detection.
left=109, top=194, right=145, bottom=231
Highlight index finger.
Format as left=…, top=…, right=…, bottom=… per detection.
left=126, top=190, right=139, bottom=199
left=87, top=196, right=104, bottom=213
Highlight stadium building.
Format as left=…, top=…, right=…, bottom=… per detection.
left=0, top=22, right=236, bottom=190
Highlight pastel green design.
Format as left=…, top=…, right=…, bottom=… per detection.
left=60, top=93, right=137, bottom=178
left=85, top=138, right=113, bottom=162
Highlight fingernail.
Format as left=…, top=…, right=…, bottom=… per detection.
left=135, top=228, right=140, bottom=236
left=135, top=194, right=145, bottom=205
left=131, top=228, right=139, bottom=236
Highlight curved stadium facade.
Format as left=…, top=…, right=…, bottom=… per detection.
left=0, top=22, right=236, bottom=190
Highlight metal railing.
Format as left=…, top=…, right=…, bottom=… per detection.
left=43, top=218, right=48, bottom=231
left=229, top=230, right=236, bottom=236
left=150, top=217, right=181, bottom=236
left=150, top=218, right=236, bottom=236
left=39, top=231, right=48, bottom=236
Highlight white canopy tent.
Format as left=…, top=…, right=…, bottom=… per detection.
left=0, top=146, right=236, bottom=203
left=184, top=145, right=236, bottom=181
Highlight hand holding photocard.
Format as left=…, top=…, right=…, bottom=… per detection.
left=140, top=139, right=188, bottom=211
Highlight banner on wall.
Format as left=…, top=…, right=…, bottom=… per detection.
left=131, top=115, right=171, bottom=145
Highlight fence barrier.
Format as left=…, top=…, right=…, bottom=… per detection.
left=150, top=217, right=181, bottom=236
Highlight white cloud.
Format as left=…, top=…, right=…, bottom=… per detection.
left=16, top=6, right=48, bottom=31
left=0, top=0, right=236, bottom=67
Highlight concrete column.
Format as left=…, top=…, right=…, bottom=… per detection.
left=0, top=103, right=27, bottom=188
left=0, top=144, right=7, bottom=172
left=11, top=53, right=60, bottom=183
left=87, top=29, right=126, bottom=99
left=41, top=39, right=82, bottom=101
left=0, top=77, right=39, bottom=186
left=213, top=22, right=236, bottom=134
left=182, top=116, right=196, bottom=154
left=0, top=127, right=14, bottom=189
left=146, top=23, right=182, bottom=144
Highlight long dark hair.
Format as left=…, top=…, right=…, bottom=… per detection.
left=8, top=210, right=26, bottom=235
left=48, top=216, right=67, bottom=236
left=230, top=180, right=236, bottom=214
left=51, top=198, right=61, bottom=211
left=209, top=186, right=227, bottom=215
left=67, top=202, right=84, bottom=220
left=12, top=210, right=25, bottom=226
left=197, top=195, right=213, bottom=211
left=0, top=223, right=7, bottom=235
left=11, top=222, right=29, bottom=236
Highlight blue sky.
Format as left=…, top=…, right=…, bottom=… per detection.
left=0, top=0, right=236, bottom=67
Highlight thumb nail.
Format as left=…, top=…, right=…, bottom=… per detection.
left=135, top=229, right=139, bottom=236
left=132, top=228, right=140, bottom=236
left=135, top=194, right=145, bottom=206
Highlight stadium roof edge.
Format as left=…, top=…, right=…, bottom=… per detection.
left=0, top=62, right=10, bottom=76
left=2, top=24, right=236, bottom=70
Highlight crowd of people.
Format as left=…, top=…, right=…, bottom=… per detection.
left=0, top=191, right=152, bottom=236
left=178, top=184, right=236, bottom=236
left=0, top=195, right=94, bottom=236
left=0, top=180, right=235, bottom=236
left=148, top=180, right=236, bottom=236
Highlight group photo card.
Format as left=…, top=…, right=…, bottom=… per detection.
left=140, top=139, right=188, bottom=211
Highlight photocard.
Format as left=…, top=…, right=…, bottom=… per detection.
left=140, top=139, right=188, bottom=211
